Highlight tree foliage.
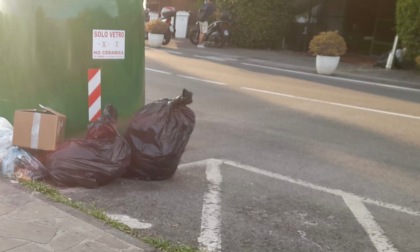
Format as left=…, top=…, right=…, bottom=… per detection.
left=217, top=0, right=292, bottom=49
left=396, top=0, right=420, bottom=60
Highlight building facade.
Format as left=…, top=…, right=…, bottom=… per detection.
left=289, top=0, right=397, bottom=55
left=145, top=0, right=398, bottom=55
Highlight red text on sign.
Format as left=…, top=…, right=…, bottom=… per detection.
left=110, top=31, right=125, bottom=38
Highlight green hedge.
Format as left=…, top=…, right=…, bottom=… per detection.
left=217, top=0, right=292, bottom=49
left=396, top=0, right=420, bottom=60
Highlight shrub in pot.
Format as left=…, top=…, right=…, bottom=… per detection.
left=146, top=19, right=169, bottom=47
left=308, top=31, right=347, bottom=75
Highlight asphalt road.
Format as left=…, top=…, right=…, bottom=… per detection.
left=60, top=44, right=420, bottom=252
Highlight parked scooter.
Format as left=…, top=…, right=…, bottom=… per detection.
left=145, top=6, right=176, bottom=46
left=189, top=12, right=232, bottom=48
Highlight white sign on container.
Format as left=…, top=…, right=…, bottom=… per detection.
left=92, top=29, right=125, bottom=59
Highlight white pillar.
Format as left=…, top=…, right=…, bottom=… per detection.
left=386, top=36, right=399, bottom=70
left=175, top=11, right=190, bottom=38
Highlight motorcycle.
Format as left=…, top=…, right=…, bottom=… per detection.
left=189, top=17, right=231, bottom=48
left=145, top=6, right=176, bottom=46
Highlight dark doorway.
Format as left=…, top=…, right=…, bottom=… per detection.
left=344, top=0, right=396, bottom=55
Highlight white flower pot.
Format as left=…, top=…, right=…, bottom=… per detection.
left=148, top=33, right=164, bottom=47
left=316, top=55, right=340, bottom=75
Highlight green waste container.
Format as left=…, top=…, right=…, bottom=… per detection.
left=0, top=0, right=145, bottom=136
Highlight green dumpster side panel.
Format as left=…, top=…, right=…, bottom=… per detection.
left=0, top=0, right=145, bottom=136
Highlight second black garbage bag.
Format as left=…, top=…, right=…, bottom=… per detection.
left=125, top=89, right=196, bottom=180
left=45, top=105, right=131, bottom=188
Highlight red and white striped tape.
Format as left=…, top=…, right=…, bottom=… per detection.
left=88, top=68, right=101, bottom=122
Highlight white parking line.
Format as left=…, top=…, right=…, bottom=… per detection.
left=242, top=63, right=420, bottom=92
left=221, top=159, right=420, bottom=217
left=241, top=87, right=420, bottom=121
left=198, top=159, right=223, bottom=252
left=178, top=75, right=227, bottom=85
left=179, top=159, right=420, bottom=252
left=106, top=213, right=153, bottom=229
left=224, top=160, right=417, bottom=252
left=343, top=195, right=397, bottom=252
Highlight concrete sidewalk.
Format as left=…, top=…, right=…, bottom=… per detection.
left=168, top=38, right=420, bottom=90
left=227, top=47, right=420, bottom=90
left=0, top=178, right=155, bottom=252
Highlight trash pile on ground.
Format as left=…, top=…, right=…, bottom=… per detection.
left=0, top=89, right=195, bottom=188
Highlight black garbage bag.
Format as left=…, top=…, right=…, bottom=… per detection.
left=45, top=105, right=131, bottom=188
left=125, top=89, right=195, bottom=180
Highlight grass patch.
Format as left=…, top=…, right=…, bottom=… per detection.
left=20, top=180, right=200, bottom=252
left=143, top=237, right=199, bottom=252
left=20, top=180, right=132, bottom=234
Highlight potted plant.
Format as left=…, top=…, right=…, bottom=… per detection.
left=308, top=31, right=347, bottom=75
left=146, top=19, right=169, bottom=47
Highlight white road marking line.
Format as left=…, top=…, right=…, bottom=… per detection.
left=343, top=195, right=398, bottom=252
left=180, top=159, right=420, bottom=217
left=178, top=75, right=227, bottom=85
left=179, top=160, right=210, bottom=170
left=241, top=87, right=420, bottom=121
left=145, top=67, right=226, bottom=85
left=166, top=50, right=183, bottom=55
left=106, top=214, right=152, bottom=229
left=242, top=63, right=420, bottom=92
left=224, top=159, right=406, bottom=252
left=145, top=68, right=172, bottom=74
left=180, top=159, right=419, bottom=252
left=222, top=159, right=420, bottom=217
left=198, top=159, right=223, bottom=252
left=194, top=55, right=237, bottom=62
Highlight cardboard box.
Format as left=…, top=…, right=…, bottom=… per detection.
left=13, top=105, right=66, bottom=151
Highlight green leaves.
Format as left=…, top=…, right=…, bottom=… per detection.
left=217, top=0, right=292, bottom=49
left=396, top=0, right=420, bottom=60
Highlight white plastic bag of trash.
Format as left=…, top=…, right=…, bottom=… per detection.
left=0, top=117, right=16, bottom=176
left=0, top=117, right=13, bottom=161
left=0, top=117, right=13, bottom=129
left=2, top=147, right=47, bottom=181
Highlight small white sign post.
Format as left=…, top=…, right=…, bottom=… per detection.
left=386, top=35, right=399, bottom=70
left=92, top=29, right=125, bottom=59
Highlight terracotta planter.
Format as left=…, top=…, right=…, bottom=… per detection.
left=316, top=55, right=340, bottom=75
left=148, top=33, right=164, bottom=47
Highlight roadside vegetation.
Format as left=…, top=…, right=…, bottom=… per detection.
left=216, top=0, right=292, bottom=49
left=396, top=0, right=420, bottom=68
left=21, top=181, right=199, bottom=252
